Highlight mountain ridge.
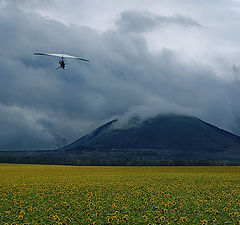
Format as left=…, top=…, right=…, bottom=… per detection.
left=1, top=114, right=240, bottom=165
left=60, top=114, right=240, bottom=157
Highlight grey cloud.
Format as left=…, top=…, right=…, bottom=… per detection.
left=0, top=3, right=240, bottom=150
left=0, top=104, right=54, bottom=150
left=1, top=0, right=54, bottom=10
left=116, top=10, right=202, bottom=33
left=36, top=118, right=68, bottom=148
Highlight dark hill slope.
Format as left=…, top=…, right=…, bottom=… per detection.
left=61, top=115, right=240, bottom=161
left=1, top=114, right=240, bottom=165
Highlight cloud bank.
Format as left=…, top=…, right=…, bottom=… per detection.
left=0, top=1, right=240, bottom=150
left=116, top=10, right=201, bottom=33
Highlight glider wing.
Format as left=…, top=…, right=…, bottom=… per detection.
left=34, top=53, right=90, bottom=62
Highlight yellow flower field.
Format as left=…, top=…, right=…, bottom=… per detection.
left=0, top=164, right=240, bottom=224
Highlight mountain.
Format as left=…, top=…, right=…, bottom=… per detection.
left=60, top=114, right=240, bottom=161
left=1, top=114, right=240, bottom=165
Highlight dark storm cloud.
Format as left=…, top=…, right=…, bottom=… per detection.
left=36, top=118, right=68, bottom=148
left=0, top=104, right=54, bottom=150
left=116, top=10, right=202, bottom=33
left=0, top=2, right=240, bottom=150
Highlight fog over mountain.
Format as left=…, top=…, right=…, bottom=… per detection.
left=1, top=0, right=240, bottom=150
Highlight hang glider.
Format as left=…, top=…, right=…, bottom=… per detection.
left=34, top=52, right=90, bottom=69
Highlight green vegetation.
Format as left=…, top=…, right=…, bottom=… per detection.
left=1, top=164, right=240, bottom=224
left=0, top=149, right=239, bottom=166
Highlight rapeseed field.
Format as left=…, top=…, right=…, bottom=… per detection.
left=0, top=164, right=240, bottom=224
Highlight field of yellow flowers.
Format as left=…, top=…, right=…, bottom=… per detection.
left=0, top=164, right=240, bottom=224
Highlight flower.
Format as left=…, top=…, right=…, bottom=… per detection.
left=181, top=217, right=187, bottom=222
left=160, top=216, right=165, bottom=221
left=142, top=215, right=147, bottom=221
left=18, top=215, right=24, bottom=220
left=54, top=215, right=60, bottom=222
left=122, top=217, right=127, bottom=222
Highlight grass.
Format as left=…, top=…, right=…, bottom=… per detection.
left=0, top=164, right=240, bottom=224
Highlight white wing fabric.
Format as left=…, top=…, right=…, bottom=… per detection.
left=34, top=53, right=89, bottom=62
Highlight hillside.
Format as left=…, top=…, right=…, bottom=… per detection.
left=60, top=114, right=240, bottom=161
left=1, top=114, right=240, bottom=165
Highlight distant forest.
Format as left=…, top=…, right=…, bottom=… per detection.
left=0, top=157, right=239, bottom=166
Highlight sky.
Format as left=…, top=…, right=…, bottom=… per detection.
left=1, top=0, right=240, bottom=150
